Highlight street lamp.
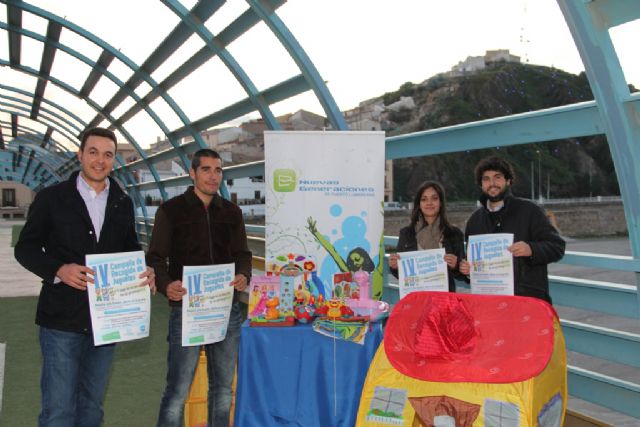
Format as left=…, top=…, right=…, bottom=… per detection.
left=530, top=160, right=534, bottom=199
left=536, top=150, right=542, bottom=202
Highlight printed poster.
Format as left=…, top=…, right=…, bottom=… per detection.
left=248, top=275, right=280, bottom=319
left=85, top=251, right=150, bottom=346
left=467, top=233, right=514, bottom=295
left=265, top=131, right=386, bottom=299
left=181, top=264, right=235, bottom=347
left=397, top=249, right=448, bottom=300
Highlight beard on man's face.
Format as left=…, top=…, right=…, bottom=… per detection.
left=484, top=183, right=510, bottom=203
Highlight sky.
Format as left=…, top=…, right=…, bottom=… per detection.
left=0, top=0, right=638, bottom=149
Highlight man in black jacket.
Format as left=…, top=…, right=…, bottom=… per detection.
left=459, top=156, right=565, bottom=303
left=147, top=148, right=252, bottom=427
left=15, top=127, right=155, bottom=427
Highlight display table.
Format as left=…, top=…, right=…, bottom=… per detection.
left=234, top=320, right=383, bottom=427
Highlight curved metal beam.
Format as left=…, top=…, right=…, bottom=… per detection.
left=246, top=0, right=348, bottom=130
left=161, top=0, right=281, bottom=131
left=557, top=0, right=640, bottom=315
left=0, top=22, right=172, bottom=197
left=0, top=119, right=69, bottom=154
left=1, top=0, right=202, bottom=170
left=114, top=0, right=286, bottom=128
left=0, top=93, right=83, bottom=137
left=0, top=60, right=154, bottom=230
left=0, top=106, right=79, bottom=150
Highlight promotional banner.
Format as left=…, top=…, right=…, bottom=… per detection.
left=85, top=251, right=150, bottom=346
left=397, top=249, right=449, bottom=299
left=181, top=264, right=235, bottom=347
left=265, top=131, right=385, bottom=299
left=467, top=233, right=514, bottom=295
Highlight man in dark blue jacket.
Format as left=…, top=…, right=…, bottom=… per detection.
left=15, top=127, right=155, bottom=427
left=460, top=156, right=565, bottom=303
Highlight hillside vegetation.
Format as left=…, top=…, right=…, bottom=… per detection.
left=377, top=62, right=632, bottom=202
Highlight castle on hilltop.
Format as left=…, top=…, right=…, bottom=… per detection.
left=448, top=49, right=521, bottom=76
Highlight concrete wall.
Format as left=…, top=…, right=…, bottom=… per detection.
left=383, top=200, right=628, bottom=239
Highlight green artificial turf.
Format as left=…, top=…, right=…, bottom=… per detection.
left=0, top=294, right=172, bottom=426
left=10, top=225, right=23, bottom=248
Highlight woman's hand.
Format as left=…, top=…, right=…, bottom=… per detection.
left=443, top=254, right=458, bottom=269
left=389, top=253, right=400, bottom=270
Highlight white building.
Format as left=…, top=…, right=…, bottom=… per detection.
left=449, top=49, right=521, bottom=76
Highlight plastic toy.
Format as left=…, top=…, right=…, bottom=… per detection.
left=294, top=305, right=316, bottom=324
left=326, top=298, right=344, bottom=319
left=353, top=270, right=370, bottom=300
left=265, top=297, right=280, bottom=320
left=346, top=298, right=390, bottom=322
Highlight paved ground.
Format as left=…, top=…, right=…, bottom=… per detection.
left=0, top=221, right=42, bottom=298
left=1, top=219, right=638, bottom=425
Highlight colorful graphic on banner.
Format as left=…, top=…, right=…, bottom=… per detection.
left=265, top=131, right=385, bottom=299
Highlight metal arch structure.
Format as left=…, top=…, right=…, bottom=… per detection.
left=2, top=0, right=640, bottom=419
left=381, top=0, right=640, bottom=418
left=0, top=0, right=347, bottom=239
left=556, top=0, right=640, bottom=283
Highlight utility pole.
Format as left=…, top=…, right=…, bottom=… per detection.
left=547, top=173, right=550, bottom=199
left=531, top=160, right=535, bottom=199
left=537, top=150, right=542, bottom=202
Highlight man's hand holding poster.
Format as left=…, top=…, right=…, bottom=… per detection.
left=86, top=251, right=150, bottom=346
left=467, top=233, right=514, bottom=295
left=181, top=264, right=235, bottom=347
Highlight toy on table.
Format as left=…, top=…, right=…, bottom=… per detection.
left=294, top=287, right=311, bottom=306
left=346, top=271, right=390, bottom=321
left=251, top=253, right=320, bottom=327
left=333, top=272, right=353, bottom=299
left=250, top=296, right=295, bottom=327
left=265, top=297, right=280, bottom=320
left=293, top=304, right=316, bottom=324
left=353, top=270, right=369, bottom=300
left=248, top=275, right=280, bottom=319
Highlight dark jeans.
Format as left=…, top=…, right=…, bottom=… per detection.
left=157, top=302, right=242, bottom=427
left=38, top=327, right=115, bottom=427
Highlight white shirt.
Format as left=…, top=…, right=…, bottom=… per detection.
left=76, top=174, right=110, bottom=242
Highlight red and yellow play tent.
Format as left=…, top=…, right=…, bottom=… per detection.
left=356, top=292, right=567, bottom=427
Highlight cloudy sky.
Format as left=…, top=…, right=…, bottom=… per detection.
left=1, top=0, right=638, bottom=147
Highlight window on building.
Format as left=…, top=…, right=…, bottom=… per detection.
left=254, top=191, right=261, bottom=200
left=2, top=188, right=16, bottom=207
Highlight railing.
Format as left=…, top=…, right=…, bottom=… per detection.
left=136, top=207, right=640, bottom=420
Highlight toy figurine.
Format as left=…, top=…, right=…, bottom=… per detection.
left=294, top=305, right=316, bottom=324
left=326, top=298, right=343, bottom=319
left=265, top=297, right=280, bottom=320
left=353, top=270, right=369, bottom=300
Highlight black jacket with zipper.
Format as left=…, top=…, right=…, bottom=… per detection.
left=464, top=190, right=565, bottom=303
left=14, top=171, right=141, bottom=333
left=146, top=186, right=252, bottom=307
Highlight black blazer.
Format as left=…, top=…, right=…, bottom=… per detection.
left=15, top=171, right=140, bottom=333
left=390, top=223, right=465, bottom=292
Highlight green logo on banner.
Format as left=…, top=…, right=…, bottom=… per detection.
left=273, top=169, right=296, bottom=192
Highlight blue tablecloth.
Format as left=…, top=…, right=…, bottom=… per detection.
left=234, top=320, right=383, bottom=427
